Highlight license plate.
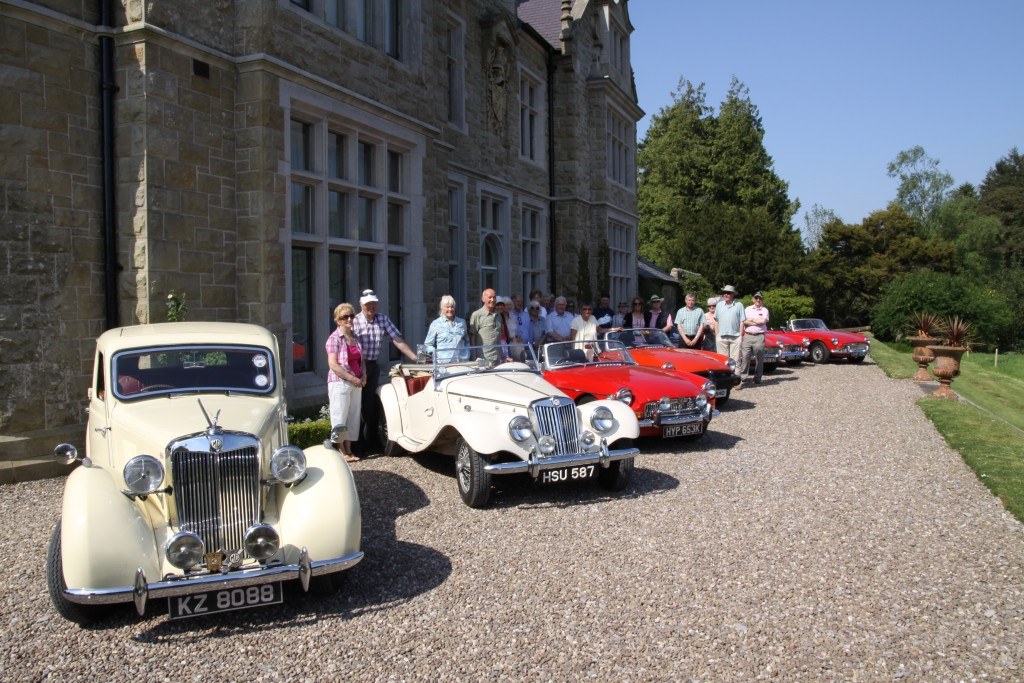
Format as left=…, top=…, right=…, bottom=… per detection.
left=540, top=464, right=596, bottom=484
left=715, top=389, right=727, bottom=397
left=663, top=422, right=703, bottom=438
left=168, top=581, right=283, bottom=620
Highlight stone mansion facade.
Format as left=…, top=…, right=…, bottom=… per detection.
left=0, top=0, right=641, bottom=465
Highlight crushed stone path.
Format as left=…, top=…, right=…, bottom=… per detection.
left=2, top=359, right=1022, bottom=680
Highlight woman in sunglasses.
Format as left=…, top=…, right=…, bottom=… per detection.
left=622, top=298, right=646, bottom=328
left=326, top=302, right=366, bottom=462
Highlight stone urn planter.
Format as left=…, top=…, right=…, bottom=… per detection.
left=908, top=335, right=940, bottom=382
left=927, top=345, right=967, bottom=399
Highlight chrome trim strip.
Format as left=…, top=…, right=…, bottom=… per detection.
left=62, top=552, right=364, bottom=606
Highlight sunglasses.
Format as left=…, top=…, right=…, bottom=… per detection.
left=337, top=314, right=354, bottom=321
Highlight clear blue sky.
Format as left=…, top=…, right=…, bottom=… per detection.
left=628, top=0, right=1023, bottom=228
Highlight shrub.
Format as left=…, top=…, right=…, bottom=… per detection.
left=872, top=270, right=1013, bottom=349
left=738, top=287, right=815, bottom=327
left=288, top=418, right=331, bottom=449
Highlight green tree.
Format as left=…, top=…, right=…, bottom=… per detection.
left=638, top=77, right=805, bottom=293
left=978, top=147, right=1024, bottom=269
left=805, top=205, right=954, bottom=327
left=886, top=146, right=953, bottom=231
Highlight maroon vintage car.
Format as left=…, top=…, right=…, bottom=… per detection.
left=539, top=340, right=715, bottom=440
left=785, top=319, right=870, bottom=363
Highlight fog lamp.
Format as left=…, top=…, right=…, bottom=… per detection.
left=244, top=524, right=280, bottom=560
left=270, top=446, right=306, bottom=484
left=165, top=532, right=205, bottom=570
left=537, top=435, right=557, bottom=455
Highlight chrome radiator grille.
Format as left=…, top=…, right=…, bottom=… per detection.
left=171, top=445, right=260, bottom=554
left=531, top=398, right=580, bottom=456
left=644, top=397, right=699, bottom=419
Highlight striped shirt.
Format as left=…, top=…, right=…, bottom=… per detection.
left=675, top=306, right=705, bottom=336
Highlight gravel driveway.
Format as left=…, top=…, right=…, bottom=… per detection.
left=2, top=360, right=1022, bottom=680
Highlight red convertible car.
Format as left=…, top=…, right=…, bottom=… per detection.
left=601, top=329, right=740, bottom=405
left=769, top=330, right=810, bottom=366
left=785, top=319, right=870, bottom=363
left=539, top=340, right=715, bottom=440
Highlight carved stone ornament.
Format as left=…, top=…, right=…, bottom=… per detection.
left=481, top=13, right=517, bottom=137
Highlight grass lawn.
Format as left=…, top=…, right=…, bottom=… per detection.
left=871, top=335, right=1024, bottom=522
left=919, top=397, right=1024, bottom=522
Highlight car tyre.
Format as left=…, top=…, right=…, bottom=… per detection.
left=810, top=342, right=830, bottom=364
left=849, top=355, right=866, bottom=364
left=377, top=400, right=404, bottom=457
left=46, top=521, right=113, bottom=625
left=598, top=453, right=634, bottom=492
left=455, top=436, right=492, bottom=508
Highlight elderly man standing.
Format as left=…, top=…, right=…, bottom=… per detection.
left=544, top=296, right=574, bottom=343
left=353, top=289, right=418, bottom=454
left=675, top=293, right=705, bottom=349
left=715, top=285, right=745, bottom=381
left=740, top=291, right=770, bottom=385
left=468, top=288, right=502, bottom=361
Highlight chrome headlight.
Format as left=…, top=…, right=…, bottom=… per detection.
left=661, top=362, right=675, bottom=370
left=243, top=524, right=280, bottom=560
left=537, top=435, right=557, bottom=455
left=831, top=337, right=839, bottom=346
left=270, top=445, right=306, bottom=484
left=610, top=388, right=633, bottom=405
left=726, top=358, right=736, bottom=371
left=165, top=532, right=205, bottom=570
left=702, top=380, right=716, bottom=400
left=802, top=337, right=810, bottom=346
left=508, top=415, right=533, bottom=442
left=123, top=455, right=164, bottom=495
left=591, top=406, right=615, bottom=432
left=696, top=392, right=708, bottom=409
left=658, top=396, right=672, bottom=412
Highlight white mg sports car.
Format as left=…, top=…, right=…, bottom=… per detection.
left=377, top=343, right=640, bottom=507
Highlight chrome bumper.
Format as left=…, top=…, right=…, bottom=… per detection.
left=64, top=548, right=363, bottom=615
left=779, top=349, right=805, bottom=360
left=484, top=439, right=639, bottom=478
left=639, top=403, right=711, bottom=429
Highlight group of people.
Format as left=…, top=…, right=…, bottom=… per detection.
left=324, top=285, right=770, bottom=460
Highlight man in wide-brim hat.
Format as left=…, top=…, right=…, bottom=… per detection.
left=714, top=285, right=745, bottom=379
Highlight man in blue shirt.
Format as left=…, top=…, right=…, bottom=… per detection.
left=715, top=285, right=745, bottom=379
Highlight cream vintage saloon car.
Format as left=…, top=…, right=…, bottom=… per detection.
left=378, top=343, right=640, bottom=508
left=48, top=323, right=363, bottom=624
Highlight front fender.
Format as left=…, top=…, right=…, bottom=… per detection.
left=277, top=445, right=361, bottom=563
left=378, top=381, right=403, bottom=443
left=59, top=465, right=160, bottom=591
left=581, top=400, right=641, bottom=441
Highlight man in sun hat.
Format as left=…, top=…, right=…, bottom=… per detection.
left=715, top=285, right=745, bottom=378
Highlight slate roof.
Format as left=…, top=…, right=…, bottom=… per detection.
left=516, top=0, right=568, bottom=50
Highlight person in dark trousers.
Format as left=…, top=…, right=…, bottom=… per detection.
left=352, top=289, right=417, bottom=455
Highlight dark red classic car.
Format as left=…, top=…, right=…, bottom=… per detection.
left=768, top=330, right=810, bottom=366
left=785, top=319, right=870, bottom=363
left=539, top=340, right=715, bottom=440
left=602, top=329, right=740, bottom=404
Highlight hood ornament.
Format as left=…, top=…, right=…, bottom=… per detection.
left=198, top=399, right=223, bottom=436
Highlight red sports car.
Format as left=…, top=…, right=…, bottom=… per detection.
left=539, top=340, right=715, bottom=440
left=785, top=319, right=870, bottom=363
left=768, top=330, right=810, bottom=366
left=601, top=329, right=740, bottom=405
